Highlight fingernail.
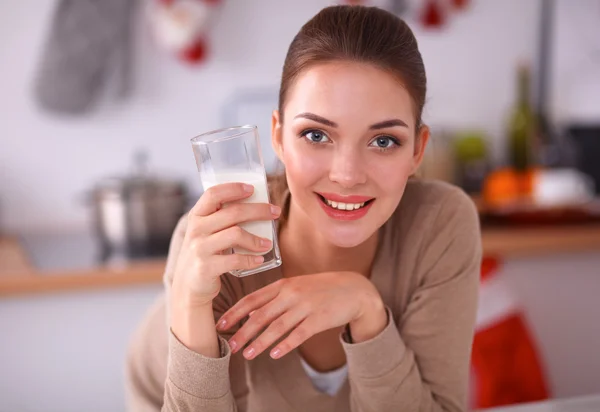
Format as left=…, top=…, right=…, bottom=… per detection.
left=260, top=238, right=272, bottom=248
left=244, top=347, right=256, bottom=359
left=229, top=340, right=237, bottom=352
left=271, top=348, right=282, bottom=359
left=243, top=184, right=254, bottom=193
left=270, top=205, right=281, bottom=216
left=253, top=256, right=264, bottom=264
left=217, top=319, right=227, bottom=330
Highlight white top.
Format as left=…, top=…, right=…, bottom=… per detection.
left=299, top=357, right=348, bottom=396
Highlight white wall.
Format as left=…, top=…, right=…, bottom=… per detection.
left=0, top=285, right=162, bottom=412
left=550, top=0, right=600, bottom=123
left=3, top=0, right=598, bottom=232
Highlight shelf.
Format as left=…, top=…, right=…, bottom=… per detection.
left=481, top=223, right=600, bottom=258
left=2, top=223, right=600, bottom=297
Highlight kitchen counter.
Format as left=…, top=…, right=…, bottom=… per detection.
left=0, top=235, right=165, bottom=296
left=481, top=223, right=600, bottom=257
left=482, top=394, right=600, bottom=411
left=2, top=222, right=600, bottom=297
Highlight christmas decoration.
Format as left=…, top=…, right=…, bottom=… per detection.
left=149, top=0, right=221, bottom=64
left=470, top=257, right=550, bottom=409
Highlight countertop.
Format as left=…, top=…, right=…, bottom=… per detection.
left=2, top=222, right=600, bottom=297
left=482, top=394, right=600, bottom=412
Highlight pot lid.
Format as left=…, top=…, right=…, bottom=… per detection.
left=91, top=151, right=187, bottom=198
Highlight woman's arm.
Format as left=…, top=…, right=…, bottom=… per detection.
left=125, top=296, right=249, bottom=412
left=163, top=276, right=250, bottom=412
left=343, top=189, right=481, bottom=412
left=125, top=214, right=250, bottom=412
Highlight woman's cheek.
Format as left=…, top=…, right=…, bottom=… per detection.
left=367, top=153, right=413, bottom=192
left=284, top=144, right=330, bottom=186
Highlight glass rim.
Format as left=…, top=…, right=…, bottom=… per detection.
left=190, top=125, right=257, bottom=145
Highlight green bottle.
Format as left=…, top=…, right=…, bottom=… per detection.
left=507, top=65, right=535, bottom=172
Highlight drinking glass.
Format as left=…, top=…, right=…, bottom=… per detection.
left=191, top=125, right=282, bottom=277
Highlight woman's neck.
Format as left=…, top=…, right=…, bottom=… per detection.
left=278, top=199, right=379, bottom=278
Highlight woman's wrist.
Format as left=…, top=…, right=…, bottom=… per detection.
left=171, top=300, right=221, bottom=358
left=349, top=291, right=388, bottom=343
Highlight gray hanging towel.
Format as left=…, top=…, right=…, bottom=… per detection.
left=33, top=0, right=136, bottom=115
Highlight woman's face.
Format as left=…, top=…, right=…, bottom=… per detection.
left=272, top=62, right=428, bottom=248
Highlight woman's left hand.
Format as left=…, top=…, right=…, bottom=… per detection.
left=217, top=272, right=388, bottom=360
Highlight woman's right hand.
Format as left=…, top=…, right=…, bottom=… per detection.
left=171, top=182, right=281, bottom=309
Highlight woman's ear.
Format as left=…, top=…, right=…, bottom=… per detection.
left=411, top=124, right=430, bottom=175
left=271, top=109, right=284, bottom=161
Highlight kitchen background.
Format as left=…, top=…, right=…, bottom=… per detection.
left=1, top=0, right=600, bottom=411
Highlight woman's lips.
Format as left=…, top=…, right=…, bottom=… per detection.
left=315, top=193, right=375, bottom=221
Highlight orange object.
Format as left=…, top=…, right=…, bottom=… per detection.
left=483, top=168, right=520, bottom=208
left=470, top=257, right=550, bottom=409
left=483, top=167, right=541, bottom=209
left=519, top=168, right=538, bottom=197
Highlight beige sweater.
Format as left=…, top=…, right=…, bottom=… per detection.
left=125, top=179, right=482, bottom=412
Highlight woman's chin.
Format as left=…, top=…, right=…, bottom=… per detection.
left=321, top=226, right=374, bottom=248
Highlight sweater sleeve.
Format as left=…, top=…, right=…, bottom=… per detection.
left=341, top=189, right=482, bottom=412
left=162, top=291, right=249, bottom=412
left=163, top=332, right=239, bottom=411
left=124, top=214, right=249, bottom=412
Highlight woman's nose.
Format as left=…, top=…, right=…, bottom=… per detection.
left=328, top=147, right=367, bottom=188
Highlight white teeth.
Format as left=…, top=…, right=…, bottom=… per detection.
left=325, top=198, right=366, bottom=211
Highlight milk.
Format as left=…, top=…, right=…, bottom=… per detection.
left=201, top=170, right=273, bottom=255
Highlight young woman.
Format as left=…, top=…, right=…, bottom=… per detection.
left=126, top=5, right=481, bottom=412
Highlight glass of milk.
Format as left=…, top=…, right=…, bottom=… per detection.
left=190, top=125, right=282, bottom=277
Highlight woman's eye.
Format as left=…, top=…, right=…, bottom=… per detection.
left=369, top=136, right=399, bottom=149
left=301, top=130, right=330, bottom=144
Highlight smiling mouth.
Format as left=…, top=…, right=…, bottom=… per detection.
left=316, top=194, right=375, bottom=211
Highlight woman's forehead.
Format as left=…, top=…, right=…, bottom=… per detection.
left=284, top=62, right=415, bottom=128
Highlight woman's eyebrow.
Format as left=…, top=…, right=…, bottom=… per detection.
left=294, top=112, right=338, bottom=127
left=294, top=113, right=408, bottom=130
left=369, top=119, right=408, bottom=129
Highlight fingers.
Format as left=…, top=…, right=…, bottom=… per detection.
left=205, top=226, right=272, bottom=255
left=240, top=310, right=307, bottom=360
left=218, top=280, right=284, bottom=330
left=269, top=316, right=325, bottom=359
left=225, top=294, right=296, bottom=355
left=208, top=253, right=265, bottom=275
left=191, top=183, right=254, bottom=217
left=199, top=203, right=280, bottom=235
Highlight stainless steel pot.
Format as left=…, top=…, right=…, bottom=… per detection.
left=87, top=154, right=189, bottom=258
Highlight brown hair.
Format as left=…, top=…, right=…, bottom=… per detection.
left=270, top=5, right=427, bottom=216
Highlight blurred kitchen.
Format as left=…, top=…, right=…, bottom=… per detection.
left=1, top=0, right=599, bottom=411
